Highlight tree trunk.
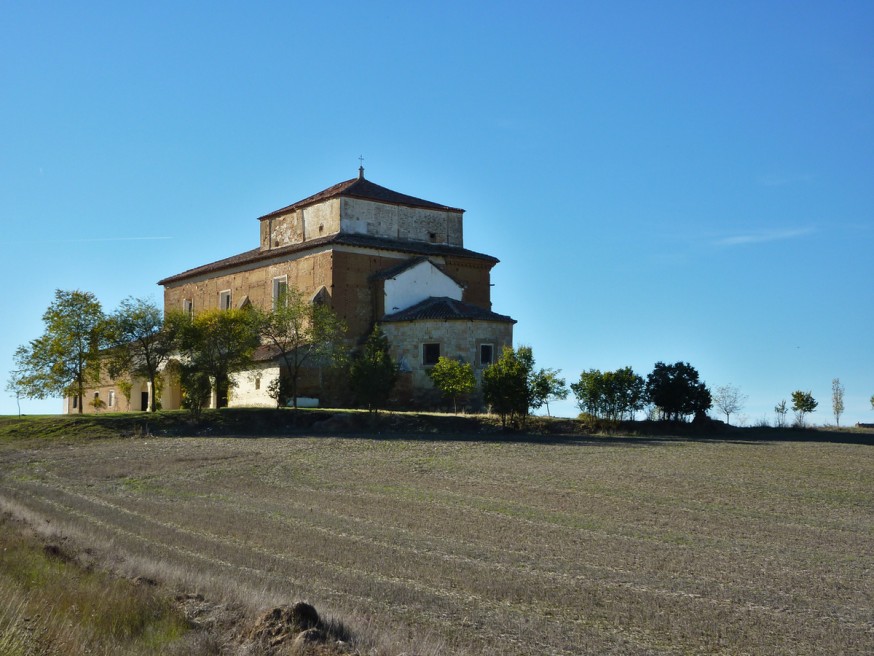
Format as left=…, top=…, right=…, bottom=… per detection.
left=149, top=373, right=157, bottom=412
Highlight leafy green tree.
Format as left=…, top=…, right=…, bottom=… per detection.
left=606, top=367, right=645, bottom=420
left=791, top=390, right=817, bottom=427
left=774, top=399, right=789, bottom=428
left=831, top=378, right=845, bottom=427
left=482, top=346, right=533, bottom=428
left=870, top=394, right=874, bottom=411
left=428, top=356, right=476, bottom=414
left=179, top=367, right=212, bottom=418
left=11, top=289, right=106, bottom=414
left=529, top=368, right=568, bottom=417
left=349, top=326, right=398, bottom=413
left=645, top=361, right=711, bottom=421
left=254, top=288, right=348, bottom=408
left=712, top=384, right=748, bottom=425
left=571, top=367, right=645, bottom=421
left=105, top=297, right=176, bottom=412
left=570, top=369, right=605, bottom=418
left=172, top=308, right=260, bottom=410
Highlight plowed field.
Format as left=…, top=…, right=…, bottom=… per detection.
left=1, top=430, right=871, bottom=654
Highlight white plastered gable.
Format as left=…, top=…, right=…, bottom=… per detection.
left=384, top=260, right=463, bottom=313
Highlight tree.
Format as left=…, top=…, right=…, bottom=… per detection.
left=774, top=399, right=789, bottom=428
left=831, top=378, right=845, bottom=427
left=482, top=346, right=533, bottom=428
left=172, top=308, right=260, bottom=410
left=791, top=390, right=818, bottom=427
left=5, top=369, right=24, bottom=417
left=349, top=326, right=398, bottom=413
left=11, top=290, right=105, bottom=414
left=570, top=367, right=645, bottom=421
left=254, top=289, right=347, bottom=408
left=179, top=367, right=212, bottom=418
left=605, top=367, right=645, bottom=420
left=529, top=368, right=568, bottom=417
left=428, top=356, right=476, bottom=414
left=871, top=394, right=874, bottom=411
left=571, top=369, right=605, bottom=418
left=712, top=384, right=748, bottom=425
left=105, top=297, right=176, bottom=412
left=645, top=361, right=711, bottom=421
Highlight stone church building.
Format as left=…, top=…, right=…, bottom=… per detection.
left=66, top=169, right=514, bottom=412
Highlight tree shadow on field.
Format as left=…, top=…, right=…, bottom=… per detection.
left=24, top=409, right=870, bottom=447
left=156, top=409, right=874, bottom=448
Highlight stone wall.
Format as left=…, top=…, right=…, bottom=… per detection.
left=380, top=319, right=514, bottom=406
left=64, top=364, right=180, bottom=414
left=340, top=198, right=463, bottom=245
left=164, top=251, right=335, bottom=315
left=260, top=199, right=341, bottom=250
left=229, top=363, right=280, bottom=408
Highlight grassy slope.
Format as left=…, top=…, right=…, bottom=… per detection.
left=0, top=514, right=191, bottom=656
left=0, top=411, right=872, bottom=655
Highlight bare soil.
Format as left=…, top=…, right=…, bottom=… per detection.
left=0, top=412, right=871, bottom=654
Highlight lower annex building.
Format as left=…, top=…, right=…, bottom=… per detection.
left=66, top=168, right=515, bottom=412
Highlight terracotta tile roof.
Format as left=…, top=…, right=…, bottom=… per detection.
left=258, top=174, right=463, bottom=221
left=381, top=297, right=516, bottom=323
left=252, top=344, right=282, bottom=362
left=368, top=256, right=466, bottom=289
left=157, top=234, right=497, bottom=286
left=369, top=256, right=430, bottom=281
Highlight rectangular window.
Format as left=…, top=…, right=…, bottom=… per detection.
left=480, top=343, right=494, bottom=366
left=272, top=276, right=288, bottom=309
left=219, top=290, right=232, bottom=311
left=423, top=342, right=441, bottom=366
left=108, top=390, right=115, bottom=408
left=183, top=299, right=193, bottom=317
left=72, top=396, right=78, bottom=409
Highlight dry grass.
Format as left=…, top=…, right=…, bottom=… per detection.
left=0, top=514, right=193, bottom=655
left=0, top=425, right=872, bottom=655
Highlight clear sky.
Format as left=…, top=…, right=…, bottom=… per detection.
left=2, top=1, right=872, bottom=425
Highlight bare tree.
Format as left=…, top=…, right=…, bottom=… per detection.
left=5, top=371, right=23, bottom=417
left=831, top=378, right=845, bottom=427
left=712, top=384, right=747, bottom=425
left=774, top=399, right=788, bottom=428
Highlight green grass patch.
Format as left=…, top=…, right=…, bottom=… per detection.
left=0, top=515, right=190, bottom=655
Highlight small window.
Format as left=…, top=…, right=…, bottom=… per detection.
left=108, top=390, right=115, bottom=408
left=219, top=290, right=232, bottom=310
left=480, top=343, right=494, bottom=366
left=428, top=232, right=438, bottom=243
left=423, top=343, right=441, bottom=366
left=183, top=299, right=193, bottom=317
left=272, top=277, right=288, bottom=309
left=72, top=396, right=78, bottom=409
left=254, top=376, right=261, bottom=391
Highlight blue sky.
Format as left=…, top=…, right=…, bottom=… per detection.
left=2, top=1, right=872, bottom=424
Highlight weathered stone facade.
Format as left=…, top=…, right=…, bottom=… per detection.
left=67, top=169, right=514, bottom=412
left=382, top=317, right=514, bottom=406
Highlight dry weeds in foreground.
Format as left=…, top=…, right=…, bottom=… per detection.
left=0, top=432, right=872, bottom=654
